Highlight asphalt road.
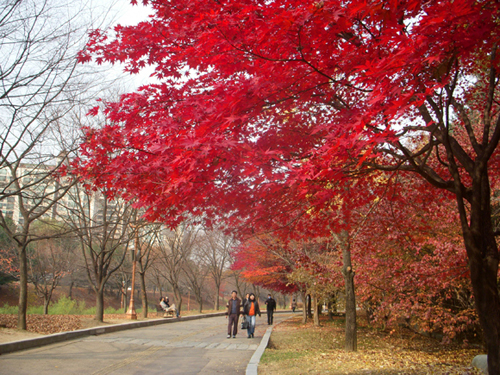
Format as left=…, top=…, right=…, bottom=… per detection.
left=0, top=313, right=292, bottom=375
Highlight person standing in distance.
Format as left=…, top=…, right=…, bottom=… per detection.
left=264, top=294, right=277, bottom=325
left=243, top=293, right=261, bottom=338
left=225, top=290, right=242, bottom=338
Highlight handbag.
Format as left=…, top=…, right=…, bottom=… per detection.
left=241, top=319, right=249, bottom=329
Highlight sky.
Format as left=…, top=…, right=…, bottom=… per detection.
left=116, top=0, right=152, bottom=26
left=105, top=0, right=155, bottom=90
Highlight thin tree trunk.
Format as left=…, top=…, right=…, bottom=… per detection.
left=313, top=293, right=320, bottom=327
left=173, top=286, right=182, bottom=315
left=307, top=294, right=312, bottom=319
left=139, top=272, right=148, bottom=318
left=68, top=280, right=74, bottom=299
left=215, top=284, right=220, bottom=310
left=123, top=287, right=128, bottom=313
left=95, top=288, right=105, bottom=322
left=43, top=295, right=51, bottom=315
left=301, top=290, right=307, bottom=324
left=17, top=246, right=28, bottom=330
left=341, top=230, right=357, bottom=352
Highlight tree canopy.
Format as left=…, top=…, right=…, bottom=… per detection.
left=77, top=0, right=500, bottom=372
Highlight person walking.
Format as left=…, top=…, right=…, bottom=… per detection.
left=225, top=290, right=242, bottom=338
left=291, top=299, right=297, bottom=312
left=242, top=293, right=250, bottom=307
left=243, top=293, right=261, bottom=338
left=264, top=294, right=277, bottom=325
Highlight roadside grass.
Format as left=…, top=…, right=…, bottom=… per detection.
left=259, top=315, right=483, bottom=375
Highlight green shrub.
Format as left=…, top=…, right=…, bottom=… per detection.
left=0, top=297, right=126, bottom=316
left=0, top=303, right=17, bottom=314
left=50, top=296, right=78, bottom=315
left=27, top=305, right=43, bottom=314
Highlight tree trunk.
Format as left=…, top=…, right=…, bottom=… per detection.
left=198, top=295, right=203, bottom=313
left=173, top=285, right=182, bottom=315
left=215, top=284, right=220, bottom=310
left=341, top=230, right=357, bottom=352
left=68, top=280, right=74, bottom=299
left=123, top=286, right=128, bottom=313
left=17, top=246, right=28, bottom=330
left=460, top=172, right=500, bottom=375
left=307, top=294, right=312, bottom=319
left=328, top=300, right=334, bottom=320
left=301, top=291, right=307, bottom=324
left=313, top=293, right=320, bottom=327
left=43, top=296, right=50, bottom=315
left=95, top=288, right=105, bottom=322
left=139, top=272, right=148, bottom=319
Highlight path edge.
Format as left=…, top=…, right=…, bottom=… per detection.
left=246, top=314, right=296, bottom=375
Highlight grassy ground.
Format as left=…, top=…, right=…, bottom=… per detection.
left=259, top=315, right=483, bottom=375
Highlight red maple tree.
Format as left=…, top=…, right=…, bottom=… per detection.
left=354, top=174, right=477, bottom=342
left=77, top=1, right=500, bottom=371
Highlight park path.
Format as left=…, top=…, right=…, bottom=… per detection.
left=0, top=313, right=292, bottom=375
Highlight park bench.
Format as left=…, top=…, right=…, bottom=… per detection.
left=156, top=304, right=175, bottom=318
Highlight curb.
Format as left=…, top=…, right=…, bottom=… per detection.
left=246, top=313, right=296, bottom=375
left=0, top=312, right=226, bottom=355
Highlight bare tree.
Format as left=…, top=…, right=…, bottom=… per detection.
left=155, top=222, right=199, bottom=314
left=182, top=257, right=209, bottom=313
left=0, top=0, right=121, bottom=329
left=133, top=220, right=161, bottom=318
left=230, top=269, right=252, bottom=304
left=197, top=228, right=234, bottom=310
left=27, top=220, right=78, bottom=314
left=62, top=184, right=134, bottom=321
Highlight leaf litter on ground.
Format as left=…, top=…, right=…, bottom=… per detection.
left=259, top=315, right=483, bottom=375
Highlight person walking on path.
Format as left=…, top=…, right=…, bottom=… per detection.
left=291, top=299, right=297, bottom=312
left=225, top=290, right=242, bottom=338
left=242, top=293, right=250, bottom=307
left=243, top=293, right=261, bottom=338
left=264, top=294, right=277, bottom=325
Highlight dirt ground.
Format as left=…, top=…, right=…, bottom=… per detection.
left=0, top=328, right=43, bottom=344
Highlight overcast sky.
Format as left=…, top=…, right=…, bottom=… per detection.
left=106, top=0, right=155, bottom=90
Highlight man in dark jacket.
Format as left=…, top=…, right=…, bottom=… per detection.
left=225, top=290, right=242, bottom=338
left=264, top=294, right=277, bottom=325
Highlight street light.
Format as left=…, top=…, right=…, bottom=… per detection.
left=126, top=224, right=139, bottom=320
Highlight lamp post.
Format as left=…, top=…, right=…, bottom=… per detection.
left=126, top=224, right=138, bottom=320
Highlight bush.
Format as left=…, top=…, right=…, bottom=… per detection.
left=0, top=303, right=17, bottom=314
left=0, top=297, right=125, bottom=315
left=50, top=296, right=78, bottom=315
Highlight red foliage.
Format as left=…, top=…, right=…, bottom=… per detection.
left=76, top=0, right=500, bottom=359
left=353, top=174, right=478, bottom=341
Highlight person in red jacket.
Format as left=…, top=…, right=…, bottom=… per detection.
left=243, top=293, right=261, bottom=338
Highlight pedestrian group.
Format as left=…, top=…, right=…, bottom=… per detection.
left=226, top=290, right=277, bottom=339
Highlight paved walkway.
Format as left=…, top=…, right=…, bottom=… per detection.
left=0, top=313, right=292, bottom=374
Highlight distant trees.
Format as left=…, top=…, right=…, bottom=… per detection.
left=196, top=228, right=233, bottom=310
left=0, top=0, right=117, bottom=329
left=63, top=185, right=135, bottom=322
left=154, top=222, right=199, bottom=313
left=133, top=221, right=161, bottom=318
left=27, top=221, right=78, bottom=314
